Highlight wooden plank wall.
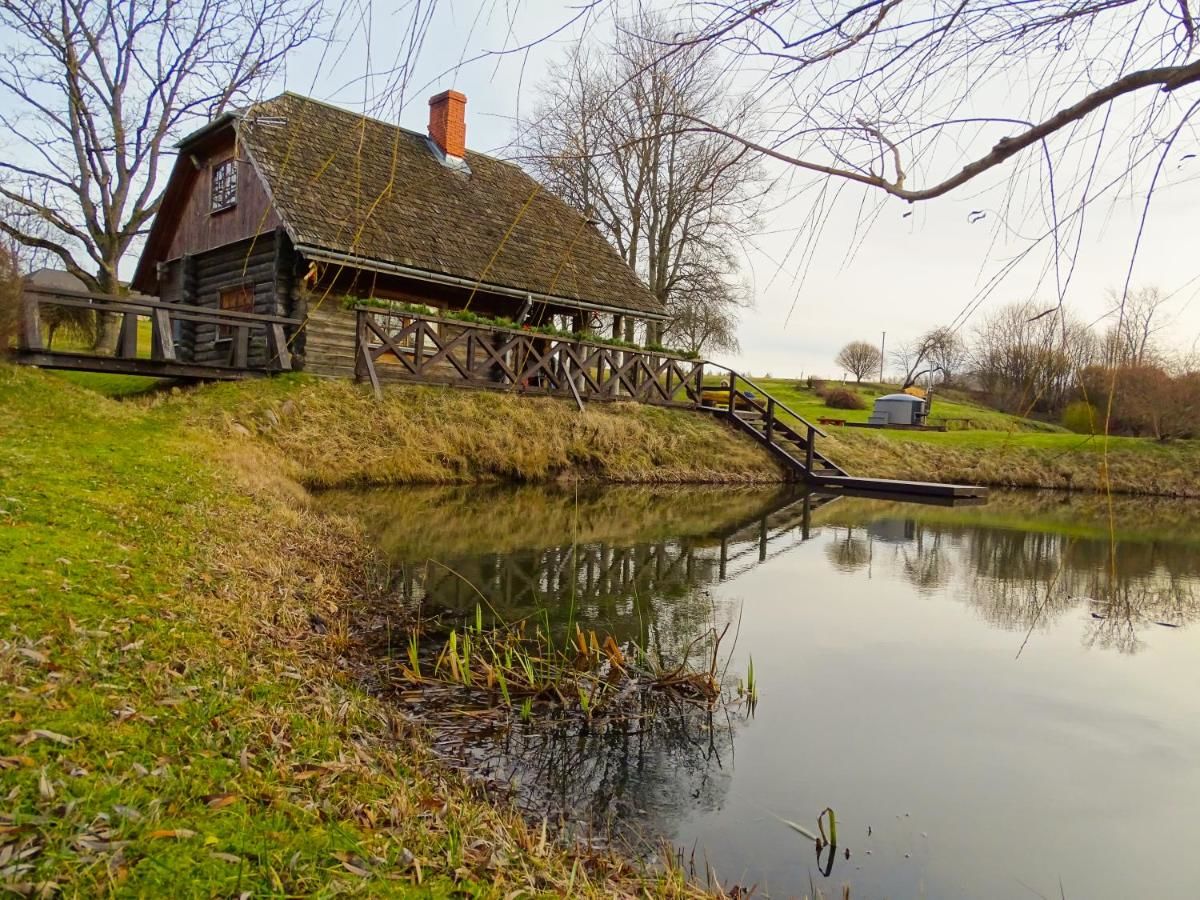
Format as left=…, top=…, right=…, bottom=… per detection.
left=164, top=139, right=282, bottom=261
left=303, top=304, right=357, bottom=377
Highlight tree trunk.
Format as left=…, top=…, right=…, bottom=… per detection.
left=92, top=266, right=122, bottom=355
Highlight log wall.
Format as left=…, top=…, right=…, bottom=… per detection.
left=162, top=232, right=294, bottom=367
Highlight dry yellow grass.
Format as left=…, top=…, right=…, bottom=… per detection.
left=821, top=429, right=1200, bottom=497
left=172, top=376, right=784, bottom=488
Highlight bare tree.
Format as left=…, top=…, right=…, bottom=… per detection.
left=663, top=2, right=1200, bottom=345
left=518, top=15, right=767, bottom=353
left=663, top=248, right=747, bottom=354
left=0, top=238, right=19, bottom=354
left=928, top=329, right=968, bottom=386
left=835, top=340, right=881, bottom=382
left=0, top=0, right=325, bottom=350
left=670, top=3, right=1200, bottom=203
left=891, top=327, right=961, bottom=389
left=972, top=302, right=1096, bottom=414
left=1100, top=287, right=1172, bottom=367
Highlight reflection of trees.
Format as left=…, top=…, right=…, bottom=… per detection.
left=441, top=698, right=737, bottom=852
left=825, top=527, right=870, bottom=572
left=348, top=485, right=833, bottom=846
left=851, top=517, right=1200, bottom=653
left=901, top=527, right=951, bottom=593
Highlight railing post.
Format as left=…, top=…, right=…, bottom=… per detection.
left=805, top=424, right=815, bottom=475
left=18, top=290, right=43, bottom=351
left=727, top=374, right=736, bottom=416
left=356, top=309, right=382, bottom=399
left=118, top=312, right=139, bottom=358
left=267, top=323, right=291, bottom=371
left=693, top=362, right=704, bottom=408
left=150, top=308, right=176, bottom=361
left=765, top=397, right=775, bottom=443
left=232, top=323, right=249, bottom=369
left=354, top=309, right=364, bottom=382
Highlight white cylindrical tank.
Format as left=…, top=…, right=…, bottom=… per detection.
left=871, top=393, right=926, bottom=426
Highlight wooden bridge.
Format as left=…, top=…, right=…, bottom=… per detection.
left=16, top=286, right=298, bottom=380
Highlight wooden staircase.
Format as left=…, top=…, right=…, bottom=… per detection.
left=729, top=406, right=847, bottom=479
left=697, top=366, right=844, bottom=482
left=700, top=366, right=987, bottom=499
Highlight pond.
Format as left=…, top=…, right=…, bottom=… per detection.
left=322, top=484, right=1200, bottom=899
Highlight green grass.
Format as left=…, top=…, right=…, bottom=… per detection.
left=753, top=378, right=1064, bottom=434
left=741, top=379, right=1200, bottom=494
left=50, top=370, right=171, bottom=397
left=0, top=365, right=700, bottom=897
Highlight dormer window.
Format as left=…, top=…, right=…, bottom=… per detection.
left=210, top=158, right=238, bottom=211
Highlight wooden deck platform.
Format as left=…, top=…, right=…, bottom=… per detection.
left=703, top=367, right=988, bottom=500
left=812, top=475, right=988, bottom=499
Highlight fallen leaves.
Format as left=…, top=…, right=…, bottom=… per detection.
left=146, top=829, right=197, bottom=841
left=15, top=730, right=74, bottom=747
left=204, top=793, right=238, bottom=810
left=36, top=770, right=53, bottom=801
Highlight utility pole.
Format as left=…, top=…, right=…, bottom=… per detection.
left=879, top=331, right=886, bottom=383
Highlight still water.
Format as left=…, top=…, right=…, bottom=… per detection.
left=324, top=485, right=1200, bottom=899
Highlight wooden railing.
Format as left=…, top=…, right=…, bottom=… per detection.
left=699, top=364, right=849, bottom=480
left=18, top=286, right=300, bottom=375
left=354, top=306, right=705, bottom=407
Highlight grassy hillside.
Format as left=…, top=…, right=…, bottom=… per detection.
left=735, top=377, right=1200, bottom=496
left=0, top=365, right=726, bottom=897
left=754, top=378, right=1064, bottom=434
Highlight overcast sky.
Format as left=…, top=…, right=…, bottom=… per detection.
left=174, top=2, right=1200, bottom=376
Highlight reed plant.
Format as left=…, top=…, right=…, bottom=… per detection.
left=400, top=610, right=733, bottom=724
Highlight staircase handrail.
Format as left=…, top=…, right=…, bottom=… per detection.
left=703, top=362, right=829, bottom=439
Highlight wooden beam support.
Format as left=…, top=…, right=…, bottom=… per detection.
left=118, top=313, right=140, bottom=358
left=19, top=290, right=43, bottom=351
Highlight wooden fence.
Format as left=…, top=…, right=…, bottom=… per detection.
left=354, top=306, right=706, bottom=408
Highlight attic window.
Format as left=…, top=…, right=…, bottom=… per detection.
left=210, top=159, right=238, bottom=211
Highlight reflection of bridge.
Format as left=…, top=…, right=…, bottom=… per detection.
left=395, top=489, right=842, bottom=613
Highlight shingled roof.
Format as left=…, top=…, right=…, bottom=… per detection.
left=231, top=93, right=663, bottom=318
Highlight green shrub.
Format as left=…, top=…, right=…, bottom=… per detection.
left=1062, top=400, right=1099, bottom=434
left=823, top=388, right=865, bottom=410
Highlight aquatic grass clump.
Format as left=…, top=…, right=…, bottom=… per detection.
left=396, top=608, right=739, bottom=725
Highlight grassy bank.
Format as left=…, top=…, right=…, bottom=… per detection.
left=818, top=427, right=1200, bottom=496
left=1, top=365, right=720, bottom=897
left=750, top=378, right=1200, bottom=497
left=175, top=374, right=783, bottom=488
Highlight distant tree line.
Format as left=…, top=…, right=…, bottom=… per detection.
left=836, top=287, right=1200, bottom=438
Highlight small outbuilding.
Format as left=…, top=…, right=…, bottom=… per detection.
left=868, top=393, right=928, bottom=427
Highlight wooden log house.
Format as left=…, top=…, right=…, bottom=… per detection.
left=131, top=90, right=667, bottom=377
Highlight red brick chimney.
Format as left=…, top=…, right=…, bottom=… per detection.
left=428, top=90, right=467, bottom=159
